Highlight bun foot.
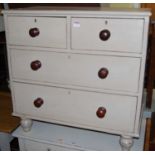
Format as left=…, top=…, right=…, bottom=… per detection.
left=21, top=118, right=33, bottom=132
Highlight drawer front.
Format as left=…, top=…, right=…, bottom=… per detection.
left=7, top=16, right=67, bottom=48
left=13, top=82, right=137, bottom=133
left=11, top=49, right=140, bottom=93
left=71, top=18, right=144, bottom=53
left=22, top=139, right=79, bottom=151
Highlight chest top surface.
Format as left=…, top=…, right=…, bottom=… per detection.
left=2, top=6, right=151, bottom=17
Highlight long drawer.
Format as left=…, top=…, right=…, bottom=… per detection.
left=19, top=139, right=80, bottom=151
left=13, top=82, right=137, bottom=133
left=7, top=16, right=67, bottom=48
left=71, top=18, right=144, bottom=53
left=10, top=49, right=140, bottom=93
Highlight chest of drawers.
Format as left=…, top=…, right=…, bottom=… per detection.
left=3, top=7, right=151, bottom=150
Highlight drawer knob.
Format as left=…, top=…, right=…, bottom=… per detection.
left=96, top=107, right=106, bottom=118
left=34, top=98, right=44, bottom=108
left=99, top=29, right=110, bottom=41
left=30, top=60, right=41, bottom=71
left=98, top=68, right=109, bottom=79
left=29, top=27, right=40, bottom=37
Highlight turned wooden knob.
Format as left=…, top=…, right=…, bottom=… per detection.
left=98, top=68, right=109, bottom=79
left=96, top=107, right=106, bottom=118
left=99, top=29, right=111, bottom=41
left=30, top=60, right=41, bottom=71
left=29, top=27, right=40, bottom=37
left=34, top=98, right=44, bottom=108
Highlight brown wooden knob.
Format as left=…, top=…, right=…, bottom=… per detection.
left=99, top=29, right=110, bottom=41
left=30, top=60, right=41, bottom=71
left=96, top=107, right=106, bottom=118
left=98, top=68, right=109, bottom=79
left=34, top=98, right=44, bottom=108
left=29, top=27, right=40, bottom=37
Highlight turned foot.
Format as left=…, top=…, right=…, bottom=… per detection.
left=21, top=118, right=33, bottom=132
left=119, top=135, right=134, bottom=151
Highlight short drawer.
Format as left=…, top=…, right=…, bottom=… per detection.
left=7, top=16, right=67, bottom=48
left=10, top=49, right=140, bottom=93
left=19, top=139, right=79, bottom=151
left=13, top=82, right=137, bottom=133
left=71, top=18, right=144, bottom=53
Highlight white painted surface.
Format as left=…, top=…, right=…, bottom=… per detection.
left=2, top=7, right=151, bottom=17
left=7, top=16, right=67, bottom=48
left=71, top=18, right=144, bottom=53
left=10, top=49, right=140, bottom=93
left=13, top=82, right=137, bottom=134
left=12, top=119, right=146, bottom=151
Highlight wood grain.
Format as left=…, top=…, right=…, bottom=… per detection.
left=144, top=118, right=151, bottom=151
left=149, top=112, right=155, bottom=151
left=141, top=3, right=155, bottom=20
left=0, top=91, right=20, bottom=133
